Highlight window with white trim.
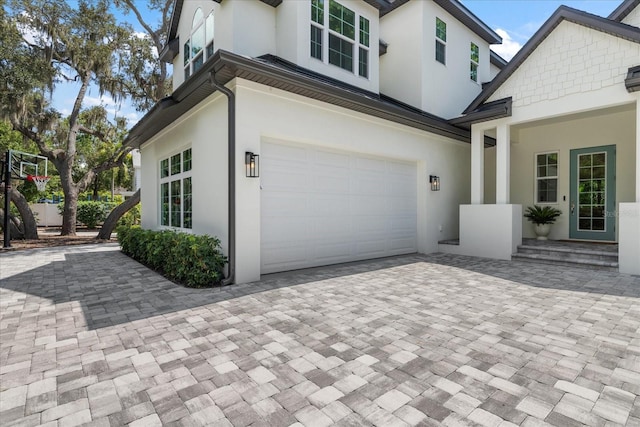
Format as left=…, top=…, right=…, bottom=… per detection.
left=536, top=152, right=558, bottom=203
left=470, top=42, right=479, bottom=82
left=435, top=17, right=446, bottom=65
left=184, top=9, right=214, bottom=80
left=310, top=0, right=370, bottom=78
left=160, top=148, right=192, bottom=229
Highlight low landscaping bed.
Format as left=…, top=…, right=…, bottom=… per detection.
left=117, top=226, right=227, bottom=288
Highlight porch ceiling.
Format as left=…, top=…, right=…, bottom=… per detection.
left=511, top=102, right=636, bottom=132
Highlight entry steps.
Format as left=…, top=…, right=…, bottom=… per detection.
left=512, top=242, right=618, bottom=270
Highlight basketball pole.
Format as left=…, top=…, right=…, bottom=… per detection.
left=3, top=150, right=11, bottom=248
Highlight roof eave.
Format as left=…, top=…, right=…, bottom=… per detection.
left=608, top=0, right=640, bottom=21
left=124, top=50, right=471, bottom=149
left=450, top=98, right=512, bottom=128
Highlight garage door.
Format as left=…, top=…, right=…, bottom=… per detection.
left=261, top=142, right=417, bottom=274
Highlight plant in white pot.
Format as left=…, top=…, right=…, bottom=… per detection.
left=524, top=205, right=562, bottom=240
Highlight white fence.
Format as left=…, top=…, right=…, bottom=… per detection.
left=30, top=203, right=63, bottom=227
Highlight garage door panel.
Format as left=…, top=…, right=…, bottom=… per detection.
left=262, top=217, right=309, bottom=244
left=261, top=142, right=417, bottom=274
left=313, top=242, right=352, bottom=260
left=309, top=195, right=350, bottom=216
left=262, top=193, right=307, bottom=216
left=355, top=156, right=387, bottom=172
left=314, top=150, right=351, bottom=167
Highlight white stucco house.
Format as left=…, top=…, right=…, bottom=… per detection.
left=125, top=0, right=640, bottom=284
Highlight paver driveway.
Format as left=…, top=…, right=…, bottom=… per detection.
left=1, top=244, right=639, bottom=427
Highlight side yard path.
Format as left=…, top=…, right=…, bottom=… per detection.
left=1, top=244, right=639, bottom=426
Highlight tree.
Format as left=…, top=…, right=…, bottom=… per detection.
left=1, top=0, right=153, bottom=235
left=114, top=0, right=173, bottom=111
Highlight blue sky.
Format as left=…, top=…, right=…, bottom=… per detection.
left=51, top=0, right=624, bottom=127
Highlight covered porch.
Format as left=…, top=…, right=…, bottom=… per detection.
left=446, top=92, right=639, bottom=275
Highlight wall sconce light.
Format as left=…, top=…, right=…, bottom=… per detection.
left=429, top=175, right=440, bottom=191
left=245, top=152, right=259, bottom=178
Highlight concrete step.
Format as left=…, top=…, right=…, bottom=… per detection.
left=516, top=244, right=618, bottom=262
left=511, top=252, right=619, bottom=270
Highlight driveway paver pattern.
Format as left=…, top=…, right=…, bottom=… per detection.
left=1, top=244, right=639, bottom=426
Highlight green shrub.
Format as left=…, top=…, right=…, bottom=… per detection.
left=117, top=226, right=227, bottom=288
left=118, top=203, right=141, bottom=227
left=57, top=201, right=111, bottom=228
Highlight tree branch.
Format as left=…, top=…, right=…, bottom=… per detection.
left=10, top=120, right=56, bottom=160
left=75, top=146, right=132, bottom=192
left=78, top=125, right=107, bottom=142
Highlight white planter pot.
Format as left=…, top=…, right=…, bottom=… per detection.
left=534, top=223, right=551, bottom=240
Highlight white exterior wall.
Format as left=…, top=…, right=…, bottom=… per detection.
left=482, top=108, right=636, bottom=240
left=232, top=78, right=470, bottom=283
left=622, top=6, right=640, bottom=27
left=488, top=21, right=640, bottom=109
left=173, top=1, right=276, bottom=90
left=379, top=1, right=489, bottom=118
left=421, top=1, right=490, bottom=119
left=489, top=62, right=502, bottom=80
left=139, top=93, right=230, bottom=255
left=379, top=1, right=424, bottom=108
left=276, top=0, right=380, bottom=93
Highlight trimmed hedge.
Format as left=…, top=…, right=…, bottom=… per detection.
left=117, top=226, right=227, bottom=288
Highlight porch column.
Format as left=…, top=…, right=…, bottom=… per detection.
left=471, top=127, right=484, bottom=204
left=495, top=123, right=510, bottom=204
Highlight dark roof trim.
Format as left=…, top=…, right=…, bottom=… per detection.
left=159, top=37, right=179, bottom=63
left=626, top=65, right=640, bottom=92
left=609, top=0, right=640, bottom=22
left=383, top=0, right=501, bottom=44
left=432, top=0, right=502, bottom=44
left=464, top=6, right=640, bottom=114
left=450, top=98, right=512, bottom=128
left=125, top=50, right=470, bottom=148
left=490, top=50, right=507, bottom=69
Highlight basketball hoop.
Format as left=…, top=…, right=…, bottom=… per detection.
left=27, top=175, right=50, bottom=192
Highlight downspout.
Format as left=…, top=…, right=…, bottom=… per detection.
left=209, top=71, right=235, bottom=286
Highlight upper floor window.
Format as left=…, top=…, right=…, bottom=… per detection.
left=184, top=9, right=214, bottom=80
left=470, top=43, right=479, bottom=82
left=310, top=0, right=370, bottom=78
left=160, top=148, right=193, bottom=229
left=435, top=17, right=446, bottom=65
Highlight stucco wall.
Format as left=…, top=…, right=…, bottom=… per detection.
left=380, top=1, right=489, bottom=119
left=421, top=1, right=490, bottom=119
left=488, top=21, right=640, bottom=108
left=622, top=5, right=640, bottom=28
left=139, top=93, right=230, bottom=254
left=482, top=107, right=636, bottom=240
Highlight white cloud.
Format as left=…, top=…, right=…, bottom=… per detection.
left=491, top=28, right=523, bottom=61
left=84, top=94, right=120, bottom=109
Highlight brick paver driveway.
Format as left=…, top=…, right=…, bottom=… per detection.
left=1, top=244, right=639, bottom=426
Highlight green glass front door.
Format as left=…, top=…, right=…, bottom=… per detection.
left=569, top=145, right=616, bottom=241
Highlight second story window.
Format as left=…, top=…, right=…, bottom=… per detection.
left=470, top=42, right=479, bottom=82
left=184, top=9, right=214, bottom=80
left=310, top=0, right=370, bottom=78
left=435, top=17, right=446, bottom=65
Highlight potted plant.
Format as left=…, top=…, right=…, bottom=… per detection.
left=524, top=205, right=562, bottom=240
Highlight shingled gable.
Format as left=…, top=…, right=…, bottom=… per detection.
left=463, top=5, right=640, bottom=116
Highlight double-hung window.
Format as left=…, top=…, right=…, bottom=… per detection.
left=184, top=9, right=214, bottom=80
left=435, top=18, right=446, bottom=64
left=310, top=0, right=370, bottom=78
left=470, top=43, right=479, bottom=82
left=536, top=152, right=558, bottom=203
left=160, top=148, right=193, bottom=229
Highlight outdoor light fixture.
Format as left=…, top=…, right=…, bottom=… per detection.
left=429, top=175, right=440, bottom=191
left=245, top=152, right=259, bottom=178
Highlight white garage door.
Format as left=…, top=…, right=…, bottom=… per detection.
left=261, top=142, right=417, bottom=274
